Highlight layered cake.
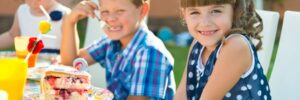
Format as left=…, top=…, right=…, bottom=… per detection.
left=41, top=66, right=91, bottom=100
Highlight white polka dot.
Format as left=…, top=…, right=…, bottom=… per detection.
left=264, top=95, right=267, bottom=100
left=257, top=63, right=261, bottom=69
left=247, top=84, right=252, bottom=90
left=261, top=79, right=264, bottom=85
left=257, top=90, right=262, bottom=96
left=196, top=70, right=200, bottom=76
left=225, top=92, right=231, bottom=98
left=190, top=60, right=195, bottom=65
left=241, top=86, right=247, bottom=91
left=197, top=76, right=200, bottom=81
left=192, top=96, right=195, bottom=100
left=266, top=86, right=269, bottom=91
left=194, top=49, right=199, bottom=54
left=252, top=74, right=258, bottom=80
left=189, top=85, right=194, bottom=90
left=196, top=83, right=199, bottom=88
left=236, top=95, right=243, bottom=100
left=188, top=72, right=193, bottom=78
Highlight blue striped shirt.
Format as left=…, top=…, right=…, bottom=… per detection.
left=87, top=25, right=176, bottom=100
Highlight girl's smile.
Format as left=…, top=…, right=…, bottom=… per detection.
left=198, top=30, right=218, bottom=36
left=182, top=4, right=233, bottom=47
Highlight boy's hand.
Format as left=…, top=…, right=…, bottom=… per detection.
left=67, top=0, right=99, bottom=24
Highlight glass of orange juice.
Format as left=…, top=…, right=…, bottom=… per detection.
left=0, top=58, right=28, bottom=100
left=14, top=36, right=39, bottom=67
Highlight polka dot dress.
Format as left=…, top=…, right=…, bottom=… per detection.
left=186, top=35, right=271, bottom=100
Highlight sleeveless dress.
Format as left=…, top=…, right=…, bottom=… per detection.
left=186, top=34, right=271, bottom=100
left=17, top=3, right=70, bottom=51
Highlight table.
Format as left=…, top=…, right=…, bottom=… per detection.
left=23, top=79, right=114, bottom=100
left=23, top=80, right=40, bottom=100
left=0, top=51, right=113, bottom=100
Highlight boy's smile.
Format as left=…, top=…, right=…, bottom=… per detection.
left=106, top=25, right=122, bottom=32
left=99, top=0, right=148, bottom=48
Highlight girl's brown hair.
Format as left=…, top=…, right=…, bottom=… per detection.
left=180, top=0, right=263, bottom=50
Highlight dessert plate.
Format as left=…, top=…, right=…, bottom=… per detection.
left=27, top=64, right=50, bottom=81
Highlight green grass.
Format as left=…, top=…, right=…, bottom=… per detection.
left=77, top=18, right=88, bottom=48
left=1, top=47, right=14, bottom=51
left=266, top=40, right=279, bottom=80
left=266, top=25, right=282, bottom=80
left=264, top=22, right=282, bottom=80
left=166, top=44, right=190, bottom=88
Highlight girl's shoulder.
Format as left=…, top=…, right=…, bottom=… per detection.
left=219, top=34, right=252, bottom=60
left=222, top=34, right=251, bottom=53
left=216, top=34, right=253, bottom=72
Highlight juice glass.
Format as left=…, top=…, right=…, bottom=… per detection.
left=0, top=58, right=28, bottom=100
left=14, top=36, right=38, bottom=67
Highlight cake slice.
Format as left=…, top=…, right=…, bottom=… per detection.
left=41, top=66, right=91, bottom=100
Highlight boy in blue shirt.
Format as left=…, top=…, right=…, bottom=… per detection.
left=61, top=0, right=176, bottom=99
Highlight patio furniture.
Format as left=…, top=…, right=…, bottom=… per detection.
left=269, top=11, right=300, bottom=100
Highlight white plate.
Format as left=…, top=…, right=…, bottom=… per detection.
left=27, top=65, right=49, bottom=81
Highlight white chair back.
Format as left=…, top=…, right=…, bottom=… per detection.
left=84, top=0, right=107, bottom=88
left=269, top=11, right=300, bottom=100
left=256, top=10, right=279, bottom=74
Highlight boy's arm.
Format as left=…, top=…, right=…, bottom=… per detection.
left=61, top=15, right=81, bottom=65
left=0, top=12, right=21, bottom=49
left=79, top=49, right=96, bottom=66
left=61, top=1, right=98, bottom=65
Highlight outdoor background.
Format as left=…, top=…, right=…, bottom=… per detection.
left=1, top=0, right=300, bottom=86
